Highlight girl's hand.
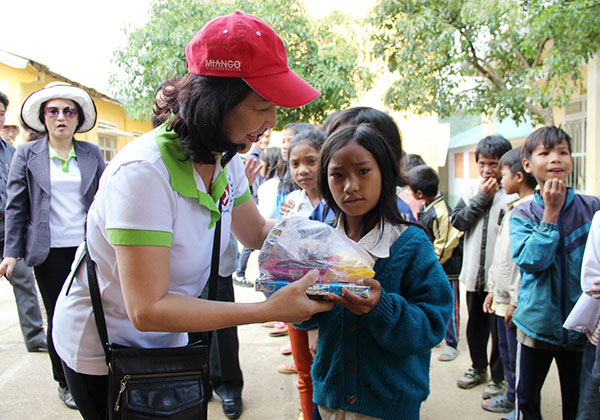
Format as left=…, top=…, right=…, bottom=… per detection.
left=280, top=199, right=295, bottom=216
left=483, top=293, right=494, bottom=314
left=0, top=257, right=18, bottom=279
left=266, top=270, right=334, bottom=323
left=244, top=156, right=262, bottom=186
left=505, top=304, right=516, bottom=328
left=325, top=278, right=381, bottom=315
left=307, top=328, right=319, bottom=359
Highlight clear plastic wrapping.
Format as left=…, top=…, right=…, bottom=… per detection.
left=258, top=217, right=375, bottom=283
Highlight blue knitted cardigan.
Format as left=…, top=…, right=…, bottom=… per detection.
left=297, top=225, right=452, bottom=420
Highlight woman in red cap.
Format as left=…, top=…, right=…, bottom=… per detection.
left=52, top=11, right=330, bottom=420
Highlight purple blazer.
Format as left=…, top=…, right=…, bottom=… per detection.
left=4, top=137, right=105, bottom=266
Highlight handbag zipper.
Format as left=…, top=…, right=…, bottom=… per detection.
left=114, top=370, right=205, bottom=412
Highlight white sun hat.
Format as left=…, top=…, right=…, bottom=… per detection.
left=20, top=82, right=97, bottom=133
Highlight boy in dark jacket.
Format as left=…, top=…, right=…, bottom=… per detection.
left=408, top=165, right=463, bottom=362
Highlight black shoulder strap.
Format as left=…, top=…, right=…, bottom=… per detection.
left=87, top=213, right=223, bottom=364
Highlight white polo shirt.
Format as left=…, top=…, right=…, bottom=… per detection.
left=54, top=125, right=250, bottom=375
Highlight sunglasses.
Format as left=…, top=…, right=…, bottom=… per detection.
left=44, top=106, right=78, bottom=119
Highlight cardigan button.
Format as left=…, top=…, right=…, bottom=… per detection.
left=347, top=322, right=357, bottom=332
left=345, top=394, right=356, bottom=405
left=347, top=362, right=357, bottom=371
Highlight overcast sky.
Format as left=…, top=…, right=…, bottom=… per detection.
left=1, top=0, right=375, bottom=96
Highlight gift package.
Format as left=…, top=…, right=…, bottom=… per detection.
left=256, top=217, right=374, bottom=297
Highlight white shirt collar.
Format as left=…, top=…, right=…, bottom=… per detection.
left=335, top=217, right=406, bottom=260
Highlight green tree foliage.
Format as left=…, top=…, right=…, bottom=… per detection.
left=110, top=0, right=373, bottom=127
left=370, top=0, right=600, bottom=125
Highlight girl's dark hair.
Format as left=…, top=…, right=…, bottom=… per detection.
left=284, top=122, right=312, bottom=136
left=261, top=147, right=283, bottom=181
left=319, top=124, right=407, bottom=234
left=475, top=135, right=512, bottom=161
left=287, top=129, right=326, bottom=158
left=39, top=100, right=85, bottom=133
left=499, top=147, right=538, bottom=190
left=521, top=126, right=572, bottom=161
left=325, top=107, right=405, bottom=185
left=406, top=165, right=439, bottom=197
left=163, top=73, right=253, bottom=165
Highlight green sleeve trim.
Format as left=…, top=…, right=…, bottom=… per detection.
left=234, top=188, right=251, bottom=206
left=107, top=229, right=172, bottom=247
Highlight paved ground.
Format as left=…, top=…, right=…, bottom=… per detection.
left=0, top=251, right=563, bottom=419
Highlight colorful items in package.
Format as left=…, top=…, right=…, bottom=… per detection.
left=256, top=279, right=371, bottom=298
left=258, top=217, right=375, bottom=284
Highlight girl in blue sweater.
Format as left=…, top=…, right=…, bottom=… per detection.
left=298, top=124, right=452, bottom=420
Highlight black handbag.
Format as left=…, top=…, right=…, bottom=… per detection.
left=86, top=216, right=222, bottom=419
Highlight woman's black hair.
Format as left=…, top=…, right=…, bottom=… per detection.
left=325, top=107, right=405, bottom=185
left=163, top=73, right=253, bottom=165
left=38, top=100, right=85, bottom=133
left=260, top=147, right=283, bottom=181
left=319, top=124, right=408, bottom=236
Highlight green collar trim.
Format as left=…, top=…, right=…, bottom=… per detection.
left=154, top=125, right=227, bottom=228
left=48, top=145, right=76, bottom=173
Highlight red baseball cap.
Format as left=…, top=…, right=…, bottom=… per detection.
left=185, top=10, right=321, bottom=109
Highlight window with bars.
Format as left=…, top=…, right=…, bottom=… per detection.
left=97, top=134, right=117, bottom=162
left=562, top=98, right=586, bottom=193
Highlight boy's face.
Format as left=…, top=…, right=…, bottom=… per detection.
left=523, top=140, right=572, bottom=185
left=476, top=154, right=501, bottom=181
left=501, top=165, right=520, bottom=195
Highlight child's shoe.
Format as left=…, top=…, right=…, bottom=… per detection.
left=280, top=341, right=292, bottom=355
left=482, top=379, right=506, bottom=399
left=438, top=345, right=458, bottom=361
left=277, top=360, right=297, bottom=374
left=457, top=367, right=487, bottom=389
left=481, top=394, right=514, bottom=413
left=269, top=322, right=288, bottom=337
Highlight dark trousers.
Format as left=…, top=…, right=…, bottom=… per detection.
left=576, top=341, right=600, bottom=420
left=516, top=342, right=582, bottom=420
left=1, top=239, right=46, bottom=350
left=34, top=246, right=78, bottom=388
left=466, top=291, right=504, bottom=382
left=497, top=315, right=518, bottom=402
left=235, top=247, right=253, bottom=278
left=444, top=279, right=460, bottom=348
left=62, top=361, right=106, bottom=420
left=190, top=274, right=244, bottom=399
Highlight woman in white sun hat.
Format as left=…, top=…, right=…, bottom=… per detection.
left=52, top=11, right=331, bottom=420
left=0, top=82, right=105, bottom=410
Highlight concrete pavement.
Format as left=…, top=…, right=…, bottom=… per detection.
left=0, top=251, right=563, bottom=419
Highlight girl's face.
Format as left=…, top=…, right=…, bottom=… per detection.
left=289, top=143, right=319, bottom=192
left=223, top=90, right=277, bottom=154
left=327, top=141, right=382, bottom=220
left=44, top=98, right=79, bottom=140
left=281, top=128, right=295, bottom=161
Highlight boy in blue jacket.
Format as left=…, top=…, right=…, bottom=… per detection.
left=509, top=126, right=600, bottom=420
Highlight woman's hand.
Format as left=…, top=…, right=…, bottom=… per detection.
left=587, top=278, right=600, bottom=299
left=0, top=257, right=18, bottom=278
left=265, top=270, right=334, bottom=323
left=324, top=278, right=381, bottom=315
